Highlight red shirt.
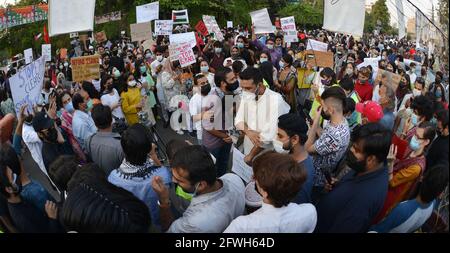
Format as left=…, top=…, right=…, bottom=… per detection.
left=355, top=80, right=373, bottom=102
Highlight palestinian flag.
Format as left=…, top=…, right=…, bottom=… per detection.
left=172, top=9, right=189, bottom=24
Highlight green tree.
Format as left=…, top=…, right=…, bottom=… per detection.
left=278, top=2, right=323, bottom=28
left=370, top=0, right=391, bottom=33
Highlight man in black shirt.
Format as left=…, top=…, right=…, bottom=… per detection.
left=109, top=45, right=125, bottom=73
left=0, top=145, right=61, bottom=232
left=426, top=109, right=449, bottom=169
left=32, top=111, right=73, bottom=169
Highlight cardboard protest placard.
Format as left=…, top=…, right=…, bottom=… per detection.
left=305, top=50, right=334, bottom=68
left=95, top=31, right=107, bottom=43
left=136, top=1, right=159, bottom=23
left=375, top=69, right=402, bottom=92
left=155, top=20, right=173, bottom=36
left=24, top=48, right=33, bottom=64
left=9, top=56, right=45, bottom=115
left=70, top=55, right=100, bottom=82
left=195, top=20, right=208, bottom=36
left=42, top=44, right=51, bottom=62
left=202, top=15, right=224, bottom=41
left=227, top=21, right=233, bottom=28
left=169, top=42, right=196, bottom=67
left=249, top=8, right=274, bottom=34
left=130, top=22, right=152, bottom=42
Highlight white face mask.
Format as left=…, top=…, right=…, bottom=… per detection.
left=279, top=61, right=285, bottom=69
left=128, top=80, right=137, bottom=87
left=413, top=88, right=422, bottom=97
left=157, top=55, right=163, bottom=62
left=64, top=63, right=69, bottom=68
left=273, top=139, right=289, bottom=154
left=242, top=90, right=256, bottom=100
left=346, top=68, right=354, bottom=75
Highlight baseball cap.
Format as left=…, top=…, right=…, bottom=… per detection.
left=356, top=101, right=383, bottom=123
left=32, top=111, right=54, bottom=132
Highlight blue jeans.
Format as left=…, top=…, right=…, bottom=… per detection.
left=209, top=143, right=232, bottom=177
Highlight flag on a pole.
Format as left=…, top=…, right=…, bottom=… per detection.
left=172, top=10, right=189, bottom=24
left=43, top=24, right=50, bottom=44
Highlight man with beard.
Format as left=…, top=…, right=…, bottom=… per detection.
left=314, top=123, right=391, bottom=233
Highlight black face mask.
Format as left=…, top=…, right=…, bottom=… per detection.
left=45, top=127, right=58, bottom=143
left=321, top=110, right=331, bottom=121
left=345, top=151, right=366, bottom=173
left=298, top=46, right=305, bottom=51
left=226, top=80, right=239, bottom=92
left=201, top=83, right=211, bottom=96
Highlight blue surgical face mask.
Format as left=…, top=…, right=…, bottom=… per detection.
left=435, top=89, right=442, bottom=98
left=140, top=66, right=147, bottom=74
left=64, top=102, right=74, bottom=113
left=409, top=135, right=422, bottom=151
left=200, top=66, right=209, bottom=73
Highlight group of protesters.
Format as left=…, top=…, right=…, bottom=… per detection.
left=0, top=12, right=448, bottom=233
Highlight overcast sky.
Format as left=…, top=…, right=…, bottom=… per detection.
left=2, top=0, right=440, bottom=24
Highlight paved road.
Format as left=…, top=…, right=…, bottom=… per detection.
left=22, top=118, right=199, bottom=203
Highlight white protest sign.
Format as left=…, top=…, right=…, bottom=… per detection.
left=9, top=57, right=45, bottom=115
left=227, top=21, right=233, bottom=28
left=395, top=0, right=406, bottom=39
left=49, top=0, right=95, bottom=37
left=357, top=58, right=379, bottom=71
left=306, top=39, right=328, bottom=52
left=169, top=32, right=196, bottom=49
left=24, top=48, right=33, bottom=64
left=136, top=1, right=159, bottom=24
left=250, top=8, right=274, bottom=34
left=280, top=16, right=298, bottom=43
left=42, top=44, right=52, bottom=62
left=169, top=42, right=196, bottom=67
left=323, top=0, right=365, bottom=37
left=155, top=20, right=173, bottom=36
left=231, top=147, right=253, bottom=183
left=202, top=15, right=224, bottom=41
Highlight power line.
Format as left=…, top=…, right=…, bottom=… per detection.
left=406, top=0, right=447, bottom=40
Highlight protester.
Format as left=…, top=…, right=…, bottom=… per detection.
left=374, top=122, right=436, bottom=223
left=224, top=152, right=317, bottom=233
left=305, top=86, right=350, bottom=198
left=71, top=93, right=97, bottom=151
left=86, top=104, right=124, bottom=175
left=315, top=123, right=392, bottom=233
left=235, top=67, right=290, bottom=165
left=152, top=145, right=245, bottom=233
left=108, top=123, right=170, bottom=229
left=371, top=164, right=449, bottom=233
left=275, top=113, right=314, bottom=204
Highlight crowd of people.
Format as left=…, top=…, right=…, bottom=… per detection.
left=0, top=18, right=448, bottom=233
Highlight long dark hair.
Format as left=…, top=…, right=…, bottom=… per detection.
left=259, top=61, right=275, bottom=89
left=82, top=81, right=101, bottom=99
